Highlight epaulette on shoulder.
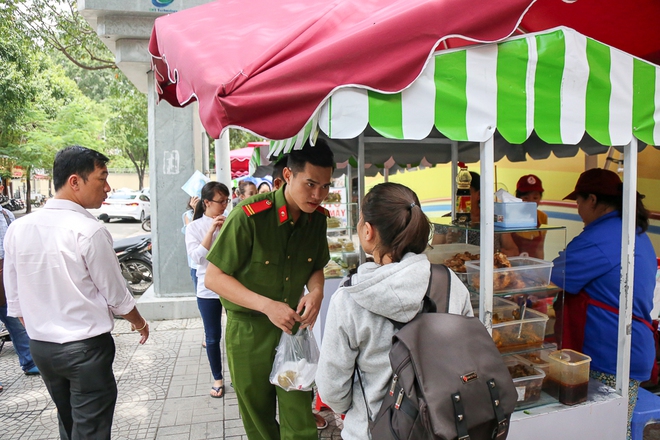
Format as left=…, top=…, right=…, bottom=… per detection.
left=242, top=199, right=274, bottom=217
left=315, top=205, right=330, bottom=217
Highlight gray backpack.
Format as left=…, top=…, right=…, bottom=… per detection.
left=357, top=264, right=518, bottom=440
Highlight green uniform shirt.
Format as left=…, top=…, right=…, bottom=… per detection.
left=206, top=186, right=330, bottom=313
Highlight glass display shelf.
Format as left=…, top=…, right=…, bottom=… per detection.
left=468, top=284, right=563, bottom=299
left=499, top=342, right=557, bottom=358
left=432, top=217, right=567, bottom=233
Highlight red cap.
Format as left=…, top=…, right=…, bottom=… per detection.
left=563, top=168, right=623, bottom=200
left=516, top=174, right=544, bottom=193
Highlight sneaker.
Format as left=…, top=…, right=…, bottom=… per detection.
left=24, top=366, right=40, bottom=376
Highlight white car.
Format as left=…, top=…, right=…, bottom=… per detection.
left=98, top=192, right=151, bottom=222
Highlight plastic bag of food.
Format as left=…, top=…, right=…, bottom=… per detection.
left=269, top=327, right=320, bottom=391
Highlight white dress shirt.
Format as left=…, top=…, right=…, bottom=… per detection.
left=3, top=199, right=136, bottom=343
left=185, top=214, right=221, bottom=299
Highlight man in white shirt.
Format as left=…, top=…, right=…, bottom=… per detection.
left=3, top=146, right=150, bottom=440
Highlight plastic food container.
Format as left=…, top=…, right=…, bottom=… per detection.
left=513, top=344, right=556, bottom=386
left=424, top=243, right=480, bottom=265
left=504, top=358, right=546, bottom=408
left=464, top=256, right=553, bottom=293
left=491, top=298, right=548, bottom=353
left=424, top=243, right=480, bottom=285
left=547, top=349, right=592, bottom=406
left=494, top=202, right=537, bottom=229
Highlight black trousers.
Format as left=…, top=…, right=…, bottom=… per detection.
left=30, top=333, right=117, bottom=440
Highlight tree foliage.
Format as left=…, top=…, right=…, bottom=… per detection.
left=103, top=77, right=149, bottom=190
left=12, top=0, right=116, bottom=71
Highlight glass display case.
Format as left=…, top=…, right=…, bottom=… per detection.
left=322, top=184, right=359, bottom=279
left=430, top=218, right=567, bottom=410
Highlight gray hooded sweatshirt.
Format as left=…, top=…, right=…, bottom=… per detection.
left=316, top=252, right=473, bottom=439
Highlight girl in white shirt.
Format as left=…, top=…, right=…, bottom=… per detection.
left=185, top=182, right=229, bottom=398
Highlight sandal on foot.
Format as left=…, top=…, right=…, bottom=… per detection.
left=315, top=413, right=328, bottom=430
left=210, top=385, right=224, bottom=398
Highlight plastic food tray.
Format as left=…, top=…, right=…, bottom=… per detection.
left=491, top=298, right=548, bottom=353
left=513, top=344, right=557, bottom=382
left=464, top=256, right=553, bottom=293
left=494, top=202, right=537, bottom=229
left=505, top=358, right=546, bottom=407
left=425, top=244, right=480, bottom=285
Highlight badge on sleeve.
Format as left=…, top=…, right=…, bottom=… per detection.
left=242, top=199, right=273, bottom=217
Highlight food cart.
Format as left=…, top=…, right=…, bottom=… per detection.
left=149, top=1, right=660, bottom=437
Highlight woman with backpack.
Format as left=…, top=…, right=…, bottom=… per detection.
left=316, top=182, right=473, bottom=439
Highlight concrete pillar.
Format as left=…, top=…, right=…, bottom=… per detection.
left=147, top=73, right=198, bottom=298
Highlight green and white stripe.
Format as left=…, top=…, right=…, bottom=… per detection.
left=270, top=27, right=659, bottom=157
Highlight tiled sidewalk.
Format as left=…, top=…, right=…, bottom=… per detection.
left=0, top=318, right=342, bottom=439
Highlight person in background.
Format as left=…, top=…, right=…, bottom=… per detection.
left=185, top=182, right=229, bottom=399
left=432, top=172, right=517, bottom=255
left=316, top=183, right=473, bottom=439
left=205, top=139, right=334, bottom=440
left=511, top=174, right=547, bottom=259
left=4, top=146, right=149, bottom=440
left=0, top=182, right=40, bottom=377
left=271, top=154, right=289, bottom=191
left=238, top=180, right=258, bottom=202
left=258, top=181, right=272, bottom=194
left=551, top=168, right=656, bottom=440
left=182, top=196, right=201, bottom=290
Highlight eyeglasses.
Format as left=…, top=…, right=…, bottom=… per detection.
left=208, top=198, right=229, bottom=206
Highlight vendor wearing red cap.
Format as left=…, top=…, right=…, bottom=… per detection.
left=512, top=174, right=548, bottom=259
left=550, top=168, right=656, bottom=440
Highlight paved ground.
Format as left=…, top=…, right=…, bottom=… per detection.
left=0, top=318, right=343, bottom=439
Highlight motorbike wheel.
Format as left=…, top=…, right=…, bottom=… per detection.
left=121, top=259, right=153, bottom=295
left=141, top=217, right=151, bottom=232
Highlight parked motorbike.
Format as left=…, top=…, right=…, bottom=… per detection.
left=113, top=234, right=153, bottom=295
left=141, top=215, right=151, bottom=232
left=0, top=197, right=25, bottom=212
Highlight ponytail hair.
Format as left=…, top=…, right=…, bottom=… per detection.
left=361, top=183, right=430, bottom=263
left=193, top=181, right=230, bottom=220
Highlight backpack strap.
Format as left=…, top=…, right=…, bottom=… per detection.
left=1, top=209, right=12, bottom=227
left=451, top=392, right=470, bottom=440
left=427, top=263, right=451, bottom=314
left=487, top=378, right=510, bottom=438
left=391, top=263, right=451, bottom=329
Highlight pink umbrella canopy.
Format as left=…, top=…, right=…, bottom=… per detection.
left=229, top=147, right=253, bottom=179
left=149, top=0, right=537, bottom=140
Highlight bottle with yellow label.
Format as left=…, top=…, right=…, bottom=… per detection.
left=455, top=162, right=472, bottom=224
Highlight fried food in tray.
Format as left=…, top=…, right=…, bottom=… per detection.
left=470, top=252, right=547, bottom=292
left=327, top=217, right=342, bottom=228
left=492, top=326, right=544, bottom=352
left=443, top=251, right=480, bottom=273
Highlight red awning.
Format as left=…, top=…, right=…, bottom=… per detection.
left=149, top=0, right=537, bottom=140
left=520, top=0, right=660, bottom=66
left=229, top=147, right=254, bottom=179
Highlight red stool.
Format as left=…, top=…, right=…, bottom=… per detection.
left=315, top=393, right=331, bottom=411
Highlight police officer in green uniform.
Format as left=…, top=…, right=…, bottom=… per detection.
left=205, top=140, right=333, bottom=440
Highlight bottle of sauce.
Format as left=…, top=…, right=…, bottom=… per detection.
left=455, top=162, right=472, bottom=224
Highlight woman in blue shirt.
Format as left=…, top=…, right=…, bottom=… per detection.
left=551, top=168, right=656, bottom=440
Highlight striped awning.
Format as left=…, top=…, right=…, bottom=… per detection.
left=270, top=27, right=660, bottom=158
